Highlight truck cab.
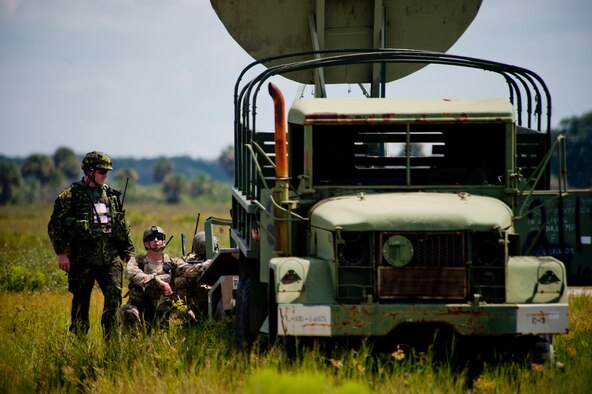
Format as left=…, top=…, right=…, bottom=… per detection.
left=259, top=94, right=568, bottom=344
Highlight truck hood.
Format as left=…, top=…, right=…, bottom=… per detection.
left=310, top=192, right=512, bottom=232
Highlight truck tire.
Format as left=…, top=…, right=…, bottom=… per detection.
left=268, top=270, right=278, bottom=344
left=529, top=335, right=557, bottom=366
left=236, top=275, right=254, bottom=350
left=282, top=336, right=297, bottom=361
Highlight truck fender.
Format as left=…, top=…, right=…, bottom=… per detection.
left=506, top=256, right=568, bottom=303
left=270, top=257, right=336, bottom=304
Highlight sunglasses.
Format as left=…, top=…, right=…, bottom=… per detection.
left=96, top=169, right=109, bottom=175
left=145, top=233, right=165, bottom=242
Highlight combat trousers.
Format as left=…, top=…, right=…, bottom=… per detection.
left=68, top=261, right=123, bottom=338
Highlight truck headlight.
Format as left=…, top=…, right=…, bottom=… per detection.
left=383, top=235, right=414, bottom=267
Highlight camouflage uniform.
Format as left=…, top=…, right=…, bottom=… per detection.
left=180, top=231, right=217, bottom=315
left=120, top=253, right=207, bottom=329
left=184, top=231, right=217, bottom=265
left=48, top=152, right=134, bottom=338
left=178, top=255, right=211, bottom=317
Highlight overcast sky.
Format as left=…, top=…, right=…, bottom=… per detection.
left=1, top=0, right=591, bottom=160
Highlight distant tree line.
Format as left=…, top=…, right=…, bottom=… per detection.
left=1, top=147, right=81, bottom=205
left=551, top=111, right=592, bottom=189
left=150, top=156, right=233, bottom=204
left=0, top=146, right=235, bottom=205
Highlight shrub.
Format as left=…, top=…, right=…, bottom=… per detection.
left=3, top=265, right=46, bottom=292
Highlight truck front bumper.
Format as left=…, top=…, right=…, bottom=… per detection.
left=277, top=303, right=568, bottom=337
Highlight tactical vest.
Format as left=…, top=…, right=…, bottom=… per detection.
left=66, top=181, right=130, bottom=243
left=129, top=254, right=174, bottom=308
left=134, top=254, right=174, bottom=274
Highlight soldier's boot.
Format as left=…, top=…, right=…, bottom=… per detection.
left=118, top=304, right=142, bottom=330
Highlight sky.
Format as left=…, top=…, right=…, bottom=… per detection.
left=1, top=0, right=591, bottom=161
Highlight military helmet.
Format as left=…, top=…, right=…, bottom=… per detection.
left=82, top=151, right=113, bottom=171
left=143, top=225, right=166, bottom=242
left=191, top=231, right=218, bottom=256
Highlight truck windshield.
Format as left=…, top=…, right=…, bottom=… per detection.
left=310, top=122, right=506, bottom=187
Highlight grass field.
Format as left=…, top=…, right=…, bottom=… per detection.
left=1, top=203, right=591, bottom=393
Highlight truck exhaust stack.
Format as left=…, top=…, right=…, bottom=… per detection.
left=268, top=82, right=289, bottom=255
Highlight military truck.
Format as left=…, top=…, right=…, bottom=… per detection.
left=197, top=0, right=592, bottom=362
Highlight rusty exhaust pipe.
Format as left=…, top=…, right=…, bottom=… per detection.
left=268, top=82, right=289, bottom=255
left=269, top=82, right=288, bottom=179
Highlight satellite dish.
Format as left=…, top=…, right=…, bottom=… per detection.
left=211, top=0, right=483, bottom=84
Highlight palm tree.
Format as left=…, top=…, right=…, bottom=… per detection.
left=217, top=145, right=235, bottom=178
left=162, top=173, right=188, bottom=203
left=21, top=153, right=61, bottom=185
left=53, top=147, right=80, bottom=180
left=0, top=161, right=23, bottom=204
left=153, top=157, right=174, bottom=183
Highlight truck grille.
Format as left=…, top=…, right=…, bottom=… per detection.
left=378, top=267, right=466, bottom=300
left=377, top=232, right=467, bottom=300
left=379, top=232, right=465, bottom=268
left=468, top=232, right=506, bottom=302
left=337, top=231, right=505, bottom=303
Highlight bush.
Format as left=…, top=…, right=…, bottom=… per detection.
left=3, top=265, right=46, bottom=292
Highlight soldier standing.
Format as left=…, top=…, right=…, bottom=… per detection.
left=48, top=151, right=134, bottom=339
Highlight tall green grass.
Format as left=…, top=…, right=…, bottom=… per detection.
left=2, top=292, right=591, bottom=393
left=1, top=203, right=591, bottom=393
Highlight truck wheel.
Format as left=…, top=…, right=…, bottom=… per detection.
left=529, top=335, right=559, bottom=367
left=236, top=275, right=253, bottom=350
left=268, top=271, right=278, bottom=344
left=282, top=336, right=297, bottom=361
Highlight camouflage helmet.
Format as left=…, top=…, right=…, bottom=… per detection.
left=143, top=225, right=166, bottom=242
left=191, top=231, right=218, bottom=256
left=82, top=151, right=113, bottom=171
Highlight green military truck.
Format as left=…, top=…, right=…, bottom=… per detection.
left=198, top=0, right=591, bottom=362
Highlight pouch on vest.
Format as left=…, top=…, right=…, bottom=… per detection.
left=109, top=196, right=130, bottom=242
left=74, top=219, right=93, bottom=240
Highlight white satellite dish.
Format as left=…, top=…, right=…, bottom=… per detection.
left=211, top=0, right=482, bottom=84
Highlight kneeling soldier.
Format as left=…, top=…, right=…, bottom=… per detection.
left=119, top=225, right=206, bottom=330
